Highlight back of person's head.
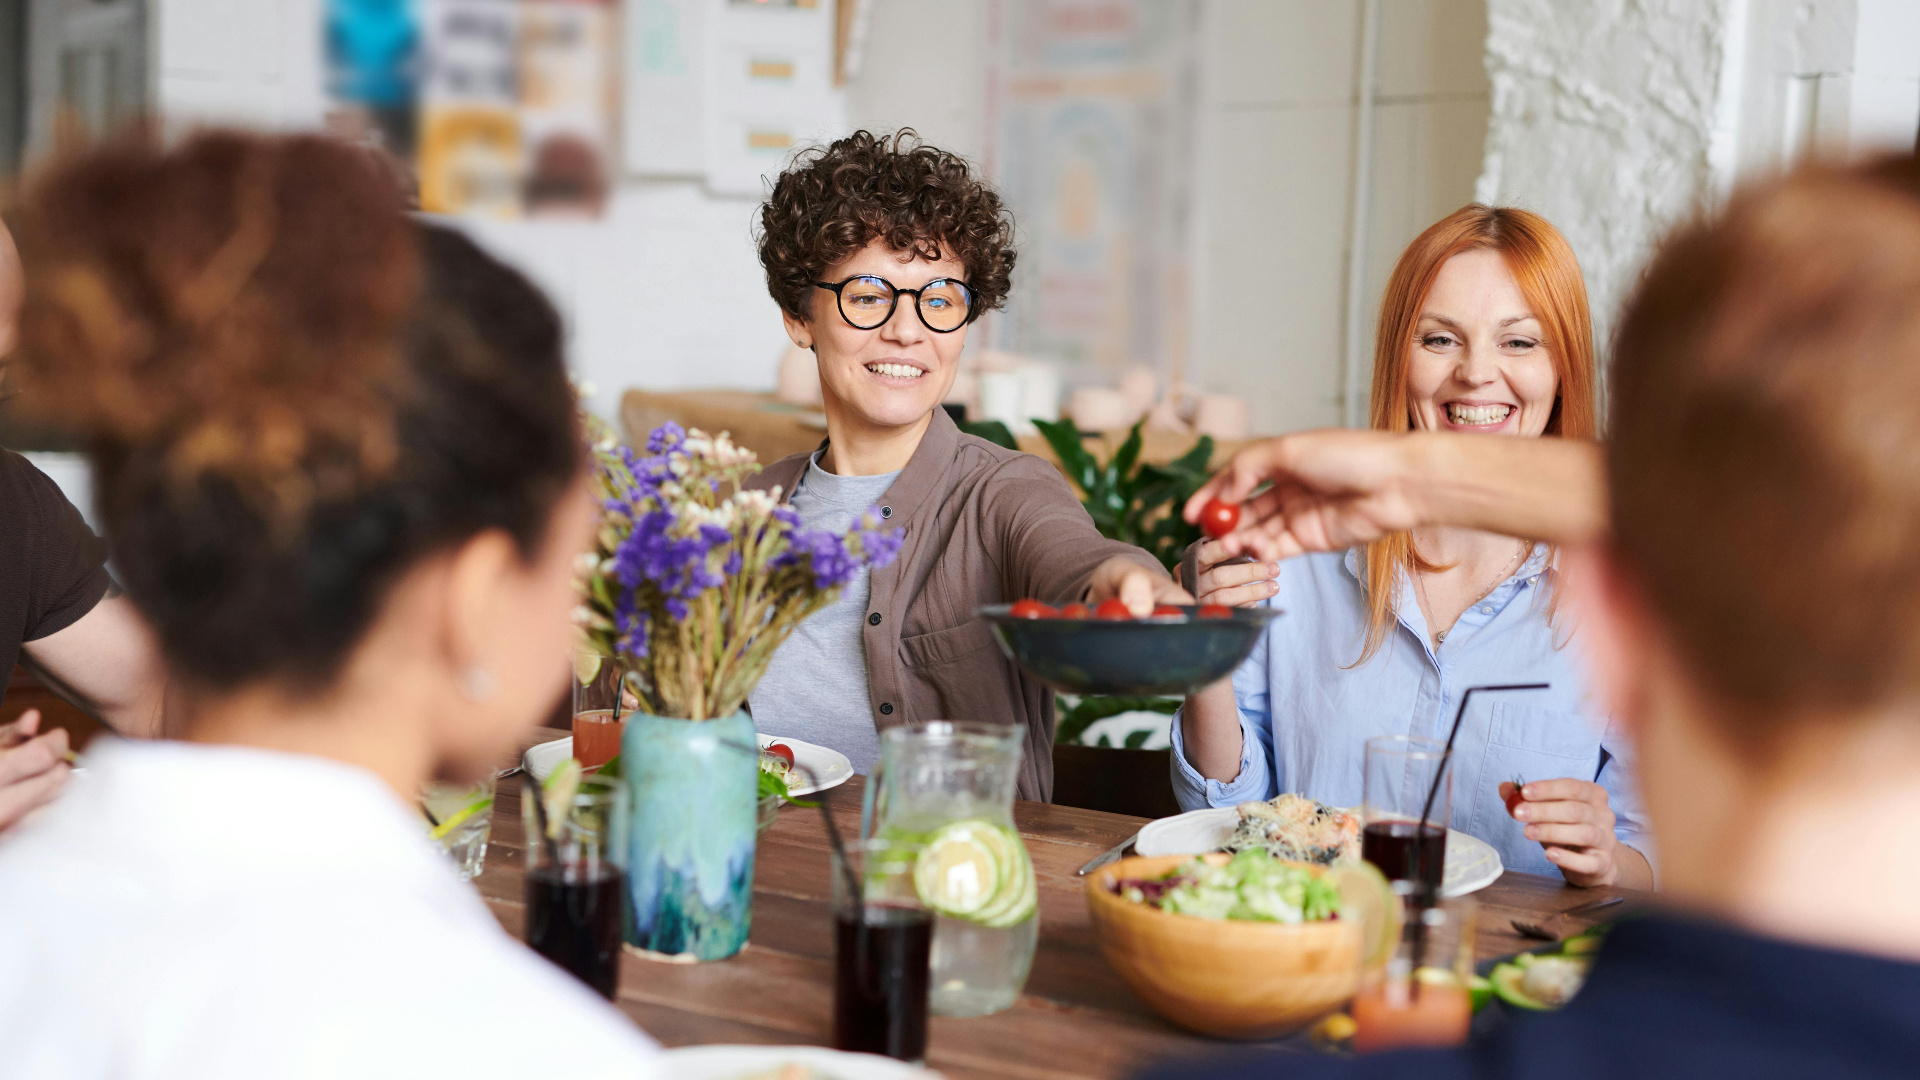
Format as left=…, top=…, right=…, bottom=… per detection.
left=1610, top=156, right=1920, bottom=737
left=5, top=130, right=582, bottom=709
left=1369, top=205, right=1597, bottom=439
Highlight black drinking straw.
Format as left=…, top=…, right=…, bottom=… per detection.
left=1407, top=682, right=1548, bottom=993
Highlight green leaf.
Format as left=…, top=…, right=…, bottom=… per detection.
left=1111, top=421, right=1145, bottom=485
left=1053, top=693, right=1181, bottom=744
left=959, top=419, right=1020, bottom=450
left=1033, top=417, right=1100, bottom=494
left=1123, top=728, right=1153, bottom=750
left=1170, top=434, right=1215, bottom=474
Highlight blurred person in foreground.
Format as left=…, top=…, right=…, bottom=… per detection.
left=1175, top=206, right=1651, bottom=888
left=1147, top=157, right=1920, bottom=1077
left=746, top=130, right=1186, bottom=798
left=0, top=132, right=660, bottom=1076
left=0, top=215, right=165, bottom=831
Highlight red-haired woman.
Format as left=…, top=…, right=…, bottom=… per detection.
left=1175, top=207, right=1653, bottom=889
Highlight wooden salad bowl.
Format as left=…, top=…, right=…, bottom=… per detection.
left=1085, top=854, right=1362, bottom=1039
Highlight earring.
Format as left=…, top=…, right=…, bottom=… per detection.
left=797, top=338, right=812, bottom=349
left=461, top=668, right=497, bottom=701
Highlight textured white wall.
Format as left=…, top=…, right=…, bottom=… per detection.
left=1476, top=0, right=1920, bottom=348
left=1475, top=0, right=1741, bottom=347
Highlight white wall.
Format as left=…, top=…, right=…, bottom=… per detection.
left=1187, top=0, right=1491, bottom=434
left=1477, top=0, right=1920, bottom=350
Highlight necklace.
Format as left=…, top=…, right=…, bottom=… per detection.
left=1415, top=539, right=1531, bottom=646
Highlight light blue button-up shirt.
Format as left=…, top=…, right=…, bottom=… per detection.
left=1169, top=546, right=1654, bottom=879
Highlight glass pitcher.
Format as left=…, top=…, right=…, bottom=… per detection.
left=864, top=721, right=1038, bottom=1018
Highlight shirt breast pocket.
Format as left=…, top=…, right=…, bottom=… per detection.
left=1468, top=702, right=1607, bottom=872
left=899, top=619, right=1001, bottom=669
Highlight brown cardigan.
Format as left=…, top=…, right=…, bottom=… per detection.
left=744, top=409, right=1168, bottom=801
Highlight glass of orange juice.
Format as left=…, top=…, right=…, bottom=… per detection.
left=572, top=648, right=629, bottom=769
left=1352, top=892, right=1477, bottom=1054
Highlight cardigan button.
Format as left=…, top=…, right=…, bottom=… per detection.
left=868, top=611, right=882, bottom=626
left=880, top=505, right=893, bottom=519
left=879, top=702, right=894, bottom=715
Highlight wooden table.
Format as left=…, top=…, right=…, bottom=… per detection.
left=474, top=737, right=1645, bottom=1079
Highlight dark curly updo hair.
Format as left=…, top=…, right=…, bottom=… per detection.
left=7, top=130, right=581, bottom=694
left=757, top=129, right=1016, bottom=322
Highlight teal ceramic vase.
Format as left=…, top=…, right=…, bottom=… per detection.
left=623, top=710, right=757, bottom=961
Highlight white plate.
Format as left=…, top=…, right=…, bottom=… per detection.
left=660, top=1044, right=941, bottom=1079
left=523, top=733, right=854, bottom=797
left=1134, top=805, right=1504, bottom=899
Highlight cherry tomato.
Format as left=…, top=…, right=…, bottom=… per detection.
left=1010, top=598, right=1056, bottom=619
left=1503, top=779, right=1527, bottom=816
left=765, top=742, right=795, bottom=766
left=1059, top=602, right=1092, bottom=619
left=1198, top=498, right=1242, bottom=540
left=1152, top=604, right=1185, bottom=616
left=1198, top=604, right=1233, bottom=619
left=1093, top=598, right=1133, bottom=620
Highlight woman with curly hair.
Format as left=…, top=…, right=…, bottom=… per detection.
left=748, top=130, right=1187, bottom=800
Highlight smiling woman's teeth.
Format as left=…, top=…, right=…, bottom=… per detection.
left=1448, top=403, right=1513, bottom=425
left=867, top=363, right=923, bottom=379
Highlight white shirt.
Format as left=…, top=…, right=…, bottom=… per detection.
left=0, top=739, right=661, bottom=1080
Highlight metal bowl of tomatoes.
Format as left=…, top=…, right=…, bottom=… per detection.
left=978, top=600, right=1282, bottom=697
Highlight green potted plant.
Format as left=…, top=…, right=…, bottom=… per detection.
left=1033, top=418, right=1212, bottom=819
left=576, top=420, right=900, bottom=961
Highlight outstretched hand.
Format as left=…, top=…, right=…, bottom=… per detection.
left=1087, top=557, right=1193, bottom=616
left=1182, top=430, right=1425, bottom=562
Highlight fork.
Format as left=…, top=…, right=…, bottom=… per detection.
left=1510, top=895, right=1626, bottom=941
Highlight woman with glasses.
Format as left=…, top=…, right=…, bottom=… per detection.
left=1174, top=207, right=1654, bottom=888
left=746, top=130, right=1188, bottom=800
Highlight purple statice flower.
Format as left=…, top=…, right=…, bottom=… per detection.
left=646, top=422, right=686, bottom=454
left=854, top=509, right=905, bottom=570
left=781, top=528, right=862, bottom=591
left=609, top=508, right=733, bottom=631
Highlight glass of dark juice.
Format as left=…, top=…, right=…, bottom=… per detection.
left=831, top=839, right=932, bottom=1064
left=522, top=773, right=629, bottom=999
left=1361, top=734, right=1451, bottom=895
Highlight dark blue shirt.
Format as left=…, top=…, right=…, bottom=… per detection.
left=1138, top=915, right=1920, bottom=1080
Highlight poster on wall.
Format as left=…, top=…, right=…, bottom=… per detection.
left=326, top=0, right=615, bottom=218
left=984, top=0, right=1199, bottom=378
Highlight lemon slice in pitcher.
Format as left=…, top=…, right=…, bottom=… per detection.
left=913, top=820, right=1008, bottom=919
left=1327, top=859, right=1401, bottom=970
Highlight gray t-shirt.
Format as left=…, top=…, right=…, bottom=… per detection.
left=747, top=452, right=898, bottom=775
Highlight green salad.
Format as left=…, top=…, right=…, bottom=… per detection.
left=1115, top=848, right=1343, bottom=923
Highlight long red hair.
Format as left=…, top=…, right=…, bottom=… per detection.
left=1356, top=206, right=1597, bottom=664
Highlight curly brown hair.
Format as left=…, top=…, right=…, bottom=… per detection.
left=757, top=129, right=1015, bottom=322
left=7, top=130, right=581, bottom=693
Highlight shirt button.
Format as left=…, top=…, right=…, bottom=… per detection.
left=1479, top=606, right=1494, bottom=615
left=880, top=505, right=893, bottom=519
left=879, top=702, right=894, bottom=715
left=868, top=612, right=882, bottom=626
left=1527, top=576, right=1539, bottom=585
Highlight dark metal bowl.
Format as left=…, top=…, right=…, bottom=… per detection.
left=979, top=604, right=1281, bottom=697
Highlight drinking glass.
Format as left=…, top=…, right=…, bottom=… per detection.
left=420, top=774, right=497, bottom=880
left=523, top=773, right=631, bottom=999
left=1352, top=889, right=1477, bottom=1053
left=1361, top=734, right=1452, bottom=894
left=831, top=838, right=933, bottom=1064
left=572, top=648, right=628, bottom=769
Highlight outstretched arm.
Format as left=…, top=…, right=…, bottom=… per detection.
left=1183, top=430, right=1608, bottom=558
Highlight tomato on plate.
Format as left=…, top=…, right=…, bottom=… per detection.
left=1059, top=602, right=1092, bottom=619
left=1197, top=604, right=1233, bottom=619
left=1010, top=598, right=1056, bottom=619
left=1152, top=604, right=1185, bottom=616
left=765, top=742, right=795, bottom=766
left=1093, top=599, right=1133, bottom=620
left=1198, top=498, right=1242, bottom=540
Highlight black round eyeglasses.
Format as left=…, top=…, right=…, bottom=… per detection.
left=814, top=275, right=976, bottom=333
